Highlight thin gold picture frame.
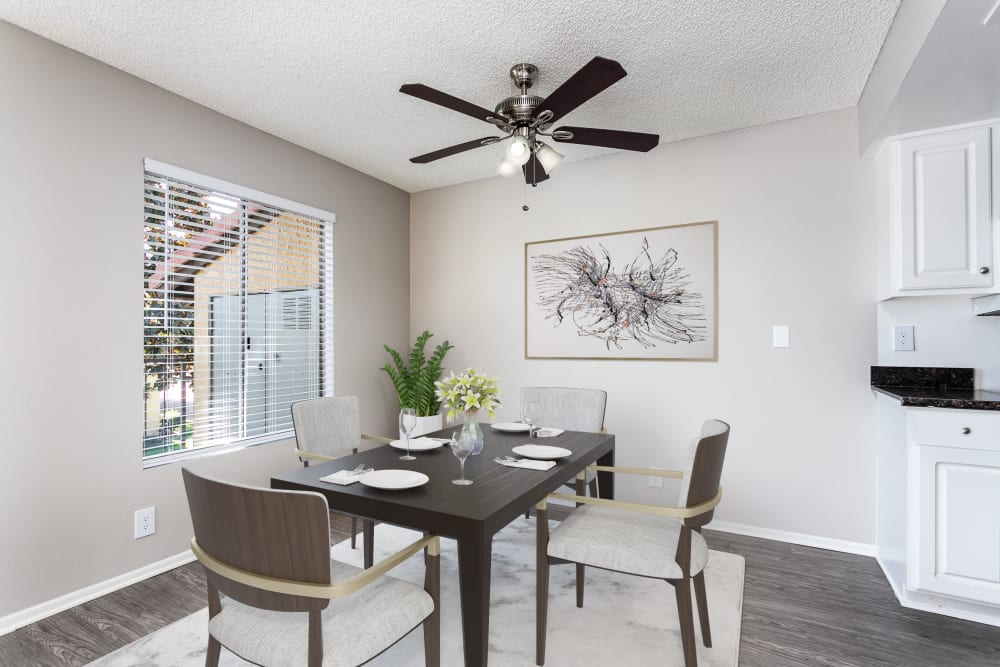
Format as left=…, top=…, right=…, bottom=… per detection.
left=524, top=220, right=718, bottom=361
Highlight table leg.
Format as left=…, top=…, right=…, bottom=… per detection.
left=457, top=530, right=493, bottom=666
left=596, top=446, right=615, bottom=499
left=363, top=519, right=375, bottom=569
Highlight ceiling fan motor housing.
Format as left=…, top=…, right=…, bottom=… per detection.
left=495, top=94, right=543, bottom=125
left=497, top=63, right=542, bottom=126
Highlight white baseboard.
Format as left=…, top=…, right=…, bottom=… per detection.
left=877, top=555, right=1000, bottom=627
left=710, top=520, right=877, bottom=557
left=0, top=550, right=196, bottom=637
left=876, top=554, right=907, bottom=600
left=897, top=597, right=1000, bottom=628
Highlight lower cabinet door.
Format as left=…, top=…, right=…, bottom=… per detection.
left=911, top=444, right=1000, bottom=604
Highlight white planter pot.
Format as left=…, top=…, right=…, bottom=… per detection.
left=400, top=414, right=443, bottom=440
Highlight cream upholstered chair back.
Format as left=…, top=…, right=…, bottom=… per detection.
left=519, top=387, right=607, bottom=432
left=291, top=395, right=362, bottom=458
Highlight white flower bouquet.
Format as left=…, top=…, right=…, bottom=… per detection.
left=434, top=368, right=502, bottom=421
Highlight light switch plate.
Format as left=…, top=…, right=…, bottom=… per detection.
left=772, top=325, right=790, bottom=348
left=893, top=325, right=915, bottom=351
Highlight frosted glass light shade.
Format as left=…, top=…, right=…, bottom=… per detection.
left=497, top=158, right=518, bottom=177
left=535, top=143, right=564, bottom=171
left=506, top=136, right=531, bottom=166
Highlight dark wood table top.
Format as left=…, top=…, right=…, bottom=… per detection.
left=271, top=425, right=615, bottom=537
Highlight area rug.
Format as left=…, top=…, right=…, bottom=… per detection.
left=90, top=518, right=744, bottom=665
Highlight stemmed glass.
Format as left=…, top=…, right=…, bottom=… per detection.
left=398, top=407, right=417, bottom=461
left=451, top=430, right=475, bottom=485
left=521, top=400, right=540, bottom=437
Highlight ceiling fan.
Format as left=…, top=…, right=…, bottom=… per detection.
left=400, top=57, right=659, bottom=186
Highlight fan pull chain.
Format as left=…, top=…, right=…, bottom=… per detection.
left=522, top=180, right=529, bottom=212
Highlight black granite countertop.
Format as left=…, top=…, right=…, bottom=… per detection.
left=871, top=366, right=1000, bottom=411
left=871, top=385, right=1000, bottom=411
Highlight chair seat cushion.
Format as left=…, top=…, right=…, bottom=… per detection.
left=548, top=504, right=708, bottom=579
left=209, top=561, right=433, bottom=667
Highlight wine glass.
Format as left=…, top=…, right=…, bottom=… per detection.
left=451, top=430, right=475, bottom=485
left=399, top=407, right=417, bottom=461
left=521, top=400, right=540, bottom=437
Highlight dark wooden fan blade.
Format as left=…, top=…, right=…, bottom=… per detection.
left=409, top=137, right=500, bottom=163
left=553, top=126, right=659, bottom=152
left=522, top=153, right=550, bottom=185
left=534, top=57, right=627, bottom=124
left=400, top=83, right=501, bottom=125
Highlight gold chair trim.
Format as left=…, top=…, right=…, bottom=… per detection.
left=190, top=534, right=439, bottom=599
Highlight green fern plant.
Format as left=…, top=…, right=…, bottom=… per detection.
left=381, top=331, right=454, bottom=416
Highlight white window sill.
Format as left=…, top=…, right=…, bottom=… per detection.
left=142, top=431, right=294, bottom=469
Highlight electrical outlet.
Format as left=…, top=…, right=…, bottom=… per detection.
left=893, top=325, right=915, bottom=351
left=648, top=467, right=664, bottom=489
left=134, top=506, right=156, bottom=539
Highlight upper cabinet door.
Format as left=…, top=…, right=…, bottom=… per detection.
left=898, top=127, right=992, bottom=290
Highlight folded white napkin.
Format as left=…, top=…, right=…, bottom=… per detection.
left=535, top=427, right=565, bottom=438
left=319, top=469, right=365, bottom=485
left=496, top=458, right=557, bottom=471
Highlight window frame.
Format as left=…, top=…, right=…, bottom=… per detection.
left=141, top=159, right=335, bottom=468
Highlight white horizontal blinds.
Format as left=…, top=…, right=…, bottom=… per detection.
left=143, top=167, right=332, bottom=460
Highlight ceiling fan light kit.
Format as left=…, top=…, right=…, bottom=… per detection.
left=497, top=158, right=518, bottom=177
left=401, top=56, right=660, bottom=190
left=506, top=135, right=532, bottom=165
left=535, top=142, right=564, bottom=172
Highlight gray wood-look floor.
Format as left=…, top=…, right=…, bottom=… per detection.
left=2, top=512, right=999, bottom=666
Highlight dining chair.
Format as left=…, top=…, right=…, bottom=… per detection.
left=182, top=468, right=441, bottom=667
left=291, top=396, right=391, bottom=557
left=534, top=419, right=730, bottom=667
left=520, top=386, right=607, bottom=514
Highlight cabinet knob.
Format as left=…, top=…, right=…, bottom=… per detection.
left=980, top=267, right=991, bottom=275
left=961, top=427, right=971, bottom=435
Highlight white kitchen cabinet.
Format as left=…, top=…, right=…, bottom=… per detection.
left=878, top=124, right=998, bottom=299
left=907, top=409, right=1000, bottom=606
left=876, top=397, right=1000, bottom=626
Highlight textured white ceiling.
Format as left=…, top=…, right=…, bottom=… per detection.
left=0, top=1, right=899, bottom=193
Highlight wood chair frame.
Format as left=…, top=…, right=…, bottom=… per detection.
left=184, top=468, right=440, bottom=667
left=535, top=421, right=728, bottom=667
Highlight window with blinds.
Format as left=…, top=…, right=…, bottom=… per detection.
left=142, top=160, right=334, bottom=464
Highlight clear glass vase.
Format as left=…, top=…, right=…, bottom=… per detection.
left=462, top=410, right=485, bottom=456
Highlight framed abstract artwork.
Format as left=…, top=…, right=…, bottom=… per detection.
left=525, top=220, right=717, bottom=361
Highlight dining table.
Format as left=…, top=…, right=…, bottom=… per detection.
left=270, top=423, right=615, bottom=667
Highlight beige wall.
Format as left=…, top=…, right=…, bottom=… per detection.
left=411, top=108, right=879, bottom=546
left=0, top=21, right=409, bottom=618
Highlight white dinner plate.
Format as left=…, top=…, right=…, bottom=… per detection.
left=389, top=437, right=447, bottom=452
left=491, top=422, right=532, bottom=433
left=512, top=444, right=572, bottom=460
left=358, top=469, right=430, bottom=490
